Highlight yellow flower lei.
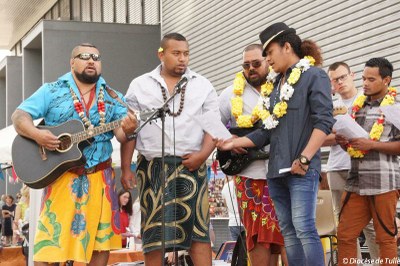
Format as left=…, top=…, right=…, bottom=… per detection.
left=231, top=72, right=269, bottom=127
left=261, top=56, right=315, bottom=129
left=347, top=87, right=397, bottom=158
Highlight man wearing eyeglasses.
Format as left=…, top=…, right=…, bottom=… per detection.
left=324, top=62, right=379, bottom=265
left=218, top=44, right=286, bottom=266
left=11, top=43, right=138, bottom=266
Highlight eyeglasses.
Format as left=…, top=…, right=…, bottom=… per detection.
left=242, top=60, right=263, bottom=70
left=74, top=53, right=101, bottom=61
left=331, top=73, right=349, bottom=84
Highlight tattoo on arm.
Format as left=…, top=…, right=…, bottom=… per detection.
left=12, top=110, right=32, bottom=127
left=11, top=110, right=36, bottom=137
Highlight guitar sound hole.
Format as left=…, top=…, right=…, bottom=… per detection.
left=57, top=134, right=72, bottom=152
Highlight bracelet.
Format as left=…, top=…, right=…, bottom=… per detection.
left=125, top=133, right=136, bottom=141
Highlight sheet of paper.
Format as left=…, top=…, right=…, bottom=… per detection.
left=279, top=167, right=292, bottom=174
left=333, top=114, right=369, bottom=139
left=380, top=104, right=400, bottom=130
left=190, top=111, right=232, bottom=140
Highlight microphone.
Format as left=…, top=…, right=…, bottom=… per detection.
left=175, top=76, right=188, bottom=92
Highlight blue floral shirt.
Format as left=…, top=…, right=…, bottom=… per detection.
left=17, top=72, right=127, bottom=167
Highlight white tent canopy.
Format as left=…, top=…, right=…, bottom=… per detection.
left=0, top=124, right=17, bottom=164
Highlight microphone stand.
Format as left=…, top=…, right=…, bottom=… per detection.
left=133, top=79, right=188, bottom=265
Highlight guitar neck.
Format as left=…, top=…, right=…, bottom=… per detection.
left=73, top=120, right=122, bottom=142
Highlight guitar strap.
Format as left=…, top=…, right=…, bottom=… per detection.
left=105, top=86, right=129, bottom=110
left=105, top=87, right=143, bottom=125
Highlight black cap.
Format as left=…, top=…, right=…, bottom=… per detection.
left=259, top=22, right=296, bottom=56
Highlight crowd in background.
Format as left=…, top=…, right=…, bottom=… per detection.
left=0, top=185, right=30, bottom=247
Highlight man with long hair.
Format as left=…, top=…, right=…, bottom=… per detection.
left=216, top=22, right=335, bottom=265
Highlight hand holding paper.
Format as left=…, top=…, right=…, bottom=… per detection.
left=333, top=114, right=369, bottom=139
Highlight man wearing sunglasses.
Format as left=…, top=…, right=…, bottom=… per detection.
left=218, top=44, right=286, bottom=266
left=12, top=43, right=138, bottom=266
left=121, top=33, right=219, bottom=265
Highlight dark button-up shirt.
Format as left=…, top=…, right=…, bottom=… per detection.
left=247, top=65, right=335, bottom=179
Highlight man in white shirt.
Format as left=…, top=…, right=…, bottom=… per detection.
left=121, top=33, right=219, bottom=266
left=218, top=44, right=285, bottom=266
left=324, top=61, right=378, bottom=264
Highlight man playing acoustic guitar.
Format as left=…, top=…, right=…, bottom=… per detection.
left=11, top=43, right=137, bottom=266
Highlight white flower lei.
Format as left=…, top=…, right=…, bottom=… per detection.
left=259, top=56, right=314, bottom=129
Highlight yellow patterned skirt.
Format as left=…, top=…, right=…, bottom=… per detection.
left=33, top=168, right=121, bottom=263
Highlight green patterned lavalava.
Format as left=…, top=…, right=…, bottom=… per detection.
left=34, top=199, right=61, bottom=254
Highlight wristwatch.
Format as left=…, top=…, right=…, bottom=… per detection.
left=298, top=155, right=310, bottom=165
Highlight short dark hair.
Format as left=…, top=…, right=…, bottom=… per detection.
left=6, top=195, right=14, bottom=202
left=365, top=57, right=393, bottom=79
left=328, top=61, right=351, bottom=73
left=160, top=33, right=187, bottom=49
left=71, top=43, right=98, bottom=58
left=243, top=44, right=263, bottom=54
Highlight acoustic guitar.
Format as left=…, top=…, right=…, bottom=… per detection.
left=12, top=111, right=153, bottom=189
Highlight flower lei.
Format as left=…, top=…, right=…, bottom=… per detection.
left=231, top=72, right=270, bottom=127
left=347, top=87, right=397, bottom=158
left=70, top=85, right=106, bottom=129
left=260, top=56, right=315, bottom=129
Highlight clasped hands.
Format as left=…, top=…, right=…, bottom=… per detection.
left=335, top=134, right=376, bottom=151
left=214, top=137, right=308, bottom=176
left=214, top=135, right=247, bottom=154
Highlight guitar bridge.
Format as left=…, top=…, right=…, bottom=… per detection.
left=39, top=146, right=48, bottom=161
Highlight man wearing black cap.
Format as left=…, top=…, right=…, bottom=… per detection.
left=216, top=22, right=334, bottom=266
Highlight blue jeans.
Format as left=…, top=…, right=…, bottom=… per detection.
left=268, top=169, right=324, bottom=266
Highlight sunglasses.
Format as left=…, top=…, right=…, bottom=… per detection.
left=74, top=53, right=101, bottom=61
left=242, top=60, right=263, bottom=70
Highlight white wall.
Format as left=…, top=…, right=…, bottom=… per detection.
left=162, top=0, right=400, bottom=93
